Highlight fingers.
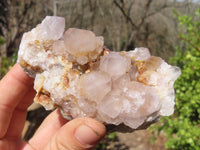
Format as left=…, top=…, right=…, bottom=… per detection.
left=28, top=115, right=106, bottom=150
left=28, top=109, right=68, bottom=150
left=29, top=110, right=106, bottom=150
left=44, top=117, right=106, bottom=150
left=5, top=87, right=36, bottom=138
left=0, top=63, right=34, bottom=138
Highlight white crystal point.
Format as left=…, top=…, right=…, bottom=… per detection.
left=52, top=40, right=66, bottom=56
left=99, top=93, right=123, bottom=119
left=64, top=28, right=103, bottom=64
left=79, top=71, right=111, bottom=102
left=124, top=81, right=161, bottom=117
left=40, top=16, right=65, bottom=40
left=98, top=80, right=161, bottom=129
left=17, top=16, right=181, bottom=132
left=159, top=66, right=181, bottom=116
left=126, top=47, right=151, bottom=61
left=100, top=52, right=131, bottom=79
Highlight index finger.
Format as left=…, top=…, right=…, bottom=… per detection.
left=0, top=63, right=34, bottom=138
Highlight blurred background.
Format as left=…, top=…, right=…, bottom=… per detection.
left=0, top=0, right=200, bottom=149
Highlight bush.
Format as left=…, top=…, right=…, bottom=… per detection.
left=0, top=52, right=17, bottom=79
left=0, top=36, right=17, bottom=79
left=151, top=9, right=200, bottom=150
left=0, top=36, right=5, bottom=45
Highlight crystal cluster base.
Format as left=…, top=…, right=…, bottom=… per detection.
left=17, top=16, right=181, bottom=132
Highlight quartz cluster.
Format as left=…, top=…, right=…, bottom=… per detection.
left=17, top=16, right=181, bottom=132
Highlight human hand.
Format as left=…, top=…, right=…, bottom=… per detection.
left=0, top=63, right=106, bottom=150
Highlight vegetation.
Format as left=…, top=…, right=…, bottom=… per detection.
left=0, top=36, right=5, bottom=45
left=0, top=36, right=17, bottom=78
left=151, top=8, right=200, bottom=150
left=1, top=0, right=198, bottom=59
left=0, top=52, right=17, bottom=79
left=1, top=0, right=200, bottom=149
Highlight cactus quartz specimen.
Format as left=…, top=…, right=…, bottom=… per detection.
left=17, top=16, right=181, bottom=132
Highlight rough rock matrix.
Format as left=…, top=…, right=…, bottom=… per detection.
left=17, top=16, right=181, bottom=132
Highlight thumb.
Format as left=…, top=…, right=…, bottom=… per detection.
left=44, top=117, right=106, bottom=150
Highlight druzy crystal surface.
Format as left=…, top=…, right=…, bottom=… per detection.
left=17, top=16, right=181, bottom=132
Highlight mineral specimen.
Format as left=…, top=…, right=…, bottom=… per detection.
left=17, top=16, right=181, bottom=132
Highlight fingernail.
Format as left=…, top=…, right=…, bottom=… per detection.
left=74, top=124, right=102, bottom=147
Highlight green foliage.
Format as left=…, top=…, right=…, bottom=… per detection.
left=0, top=36, right=5, bottom=45
left=152, top=9, right=200, bottom=150
left=107, top=132, right=117, bottom=139
left=94, top=142, right=106, bottom=150
left=0, top=52, right=17, bottom=79
left=0, top=36, right=17, bottom=78
left=95, top=132, right=117, bottom=150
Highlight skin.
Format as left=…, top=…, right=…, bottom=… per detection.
left=0, top=63, right=106, bottom=150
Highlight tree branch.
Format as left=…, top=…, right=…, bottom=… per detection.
left=113, top=0, right=137, bottom=29
left=180, top=36, right=200, bottom=51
